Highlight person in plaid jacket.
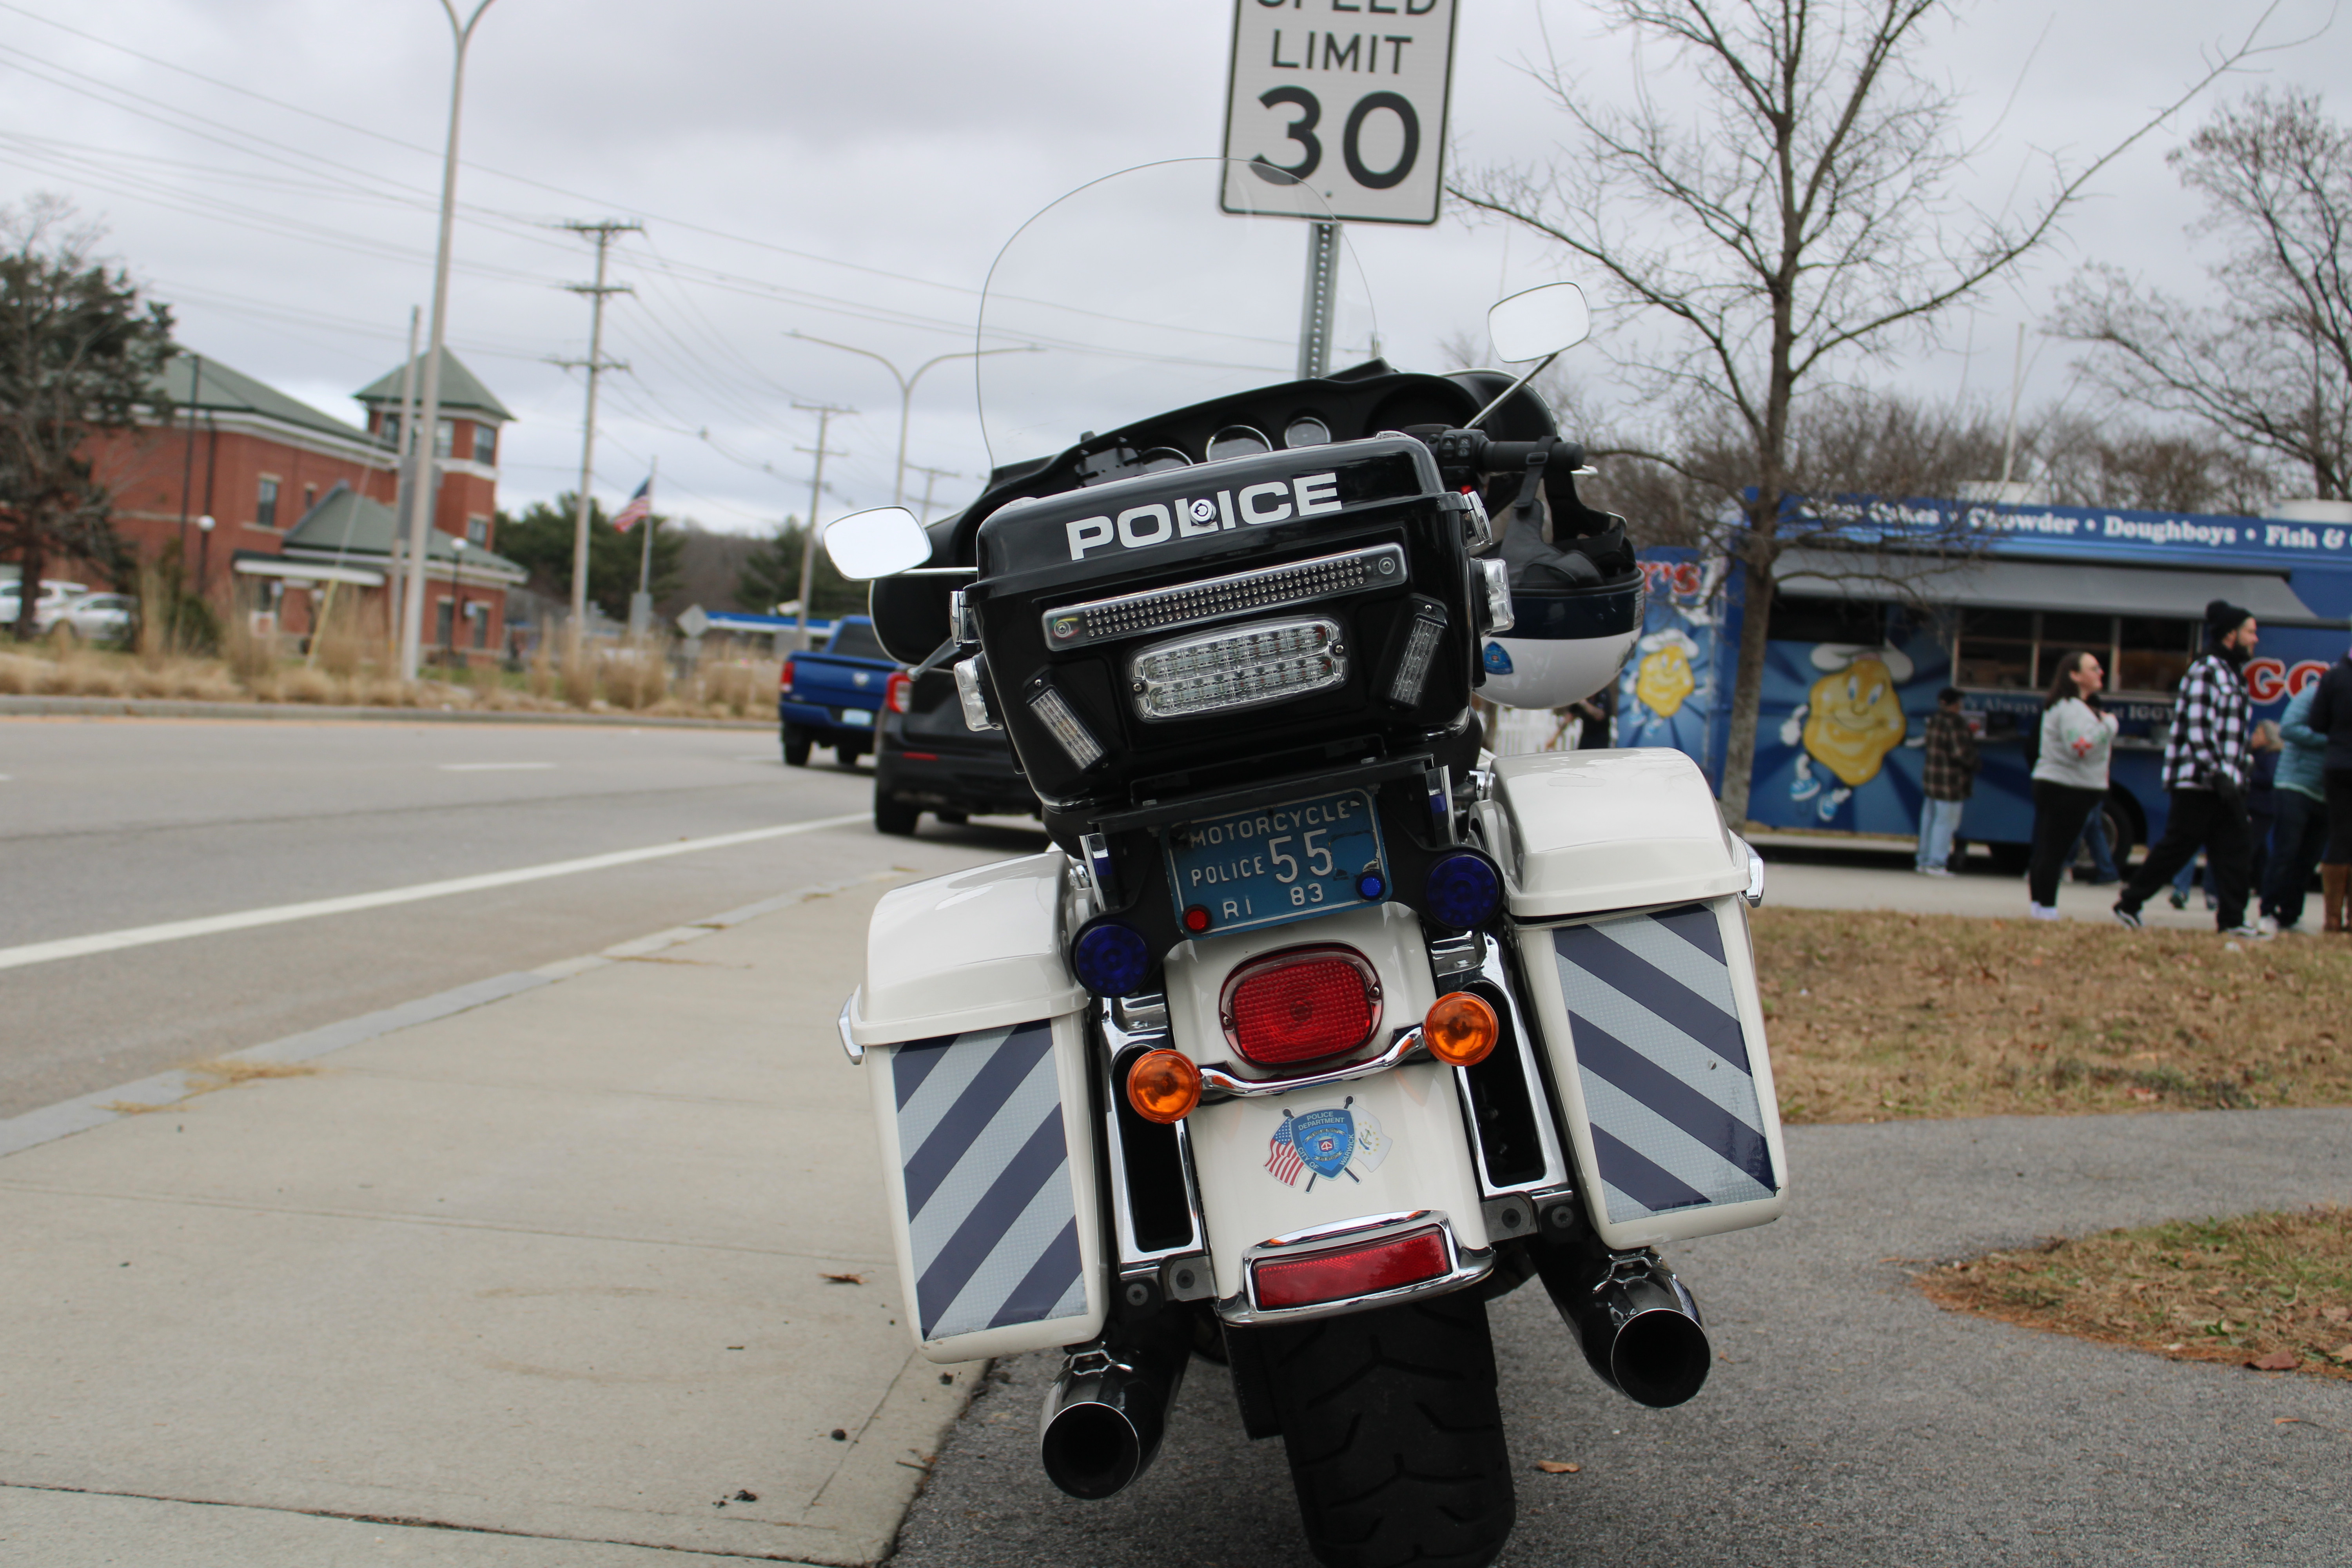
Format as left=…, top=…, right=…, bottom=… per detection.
left=2114, top=599, right=2263, bottom=935
left=1915, top=686, right=1978, bottom=875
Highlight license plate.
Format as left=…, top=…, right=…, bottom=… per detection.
left=839, top=708, right=874, bottom=727
left=1163, top=787, right=1383, bottom=936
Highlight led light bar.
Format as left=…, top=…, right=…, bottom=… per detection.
left=1027, top=683, right=1106, bottom=768
left=1130, top=617, right=1346, bottom=721
left=1041, top=544, right=1405, bottom=650
left=1386, top=604, right=1446, bottom=706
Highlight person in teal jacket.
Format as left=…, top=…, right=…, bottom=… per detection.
left=2266, top=682, right=2331, bottom=930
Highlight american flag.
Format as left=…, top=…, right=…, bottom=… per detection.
left=611, top=476, right=653, bottom=533
left=1265, top=1116, right=1304, bottom=1187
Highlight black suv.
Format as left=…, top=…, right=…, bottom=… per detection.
left=871, top=666, right=1041, bottom=835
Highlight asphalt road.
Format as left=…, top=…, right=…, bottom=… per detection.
left=894, top=1108, right=2352, bottom=1568
left=0, top=715, right=1047, bottom=1118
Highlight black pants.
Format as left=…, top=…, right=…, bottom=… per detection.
left=2327, top=769, right=2352, bottom=864
left=2121, top=788, right=2252, bottom=929
left=2029, top=782, right=2107, bottom=908
left=2265, top=789, right=2330, bottom=925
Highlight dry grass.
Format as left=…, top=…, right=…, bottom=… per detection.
left=1755, top=908, right=2352, bottom=1123
left=0, top=633, right=768, bottom=719
left=1919, top=1207, right=2352, bottom=1381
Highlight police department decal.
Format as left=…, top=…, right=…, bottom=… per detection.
left=1265, top=1096, right=1389, bottom=1191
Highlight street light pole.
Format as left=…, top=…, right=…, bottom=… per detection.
left=784, top=332, right=1033, bottom=508
left=397, top=0, right=497, bottom=685
left=450, top=536, right=466, bottom=664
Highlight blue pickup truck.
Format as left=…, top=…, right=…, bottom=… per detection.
left=778, top=616, right=899, bottom=767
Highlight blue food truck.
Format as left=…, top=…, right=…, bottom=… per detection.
left=1617, top=500, right=2352, bottom=866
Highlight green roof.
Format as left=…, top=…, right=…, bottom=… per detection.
left=353, top=350, right=514, bottom=423
left=156, top=352, right=374, bottom=445
left=281, top=481, right=524, bottom=576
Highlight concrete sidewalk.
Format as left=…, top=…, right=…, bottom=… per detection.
left=0, top=860, right=995, bottom=1566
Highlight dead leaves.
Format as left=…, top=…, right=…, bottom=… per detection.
left=1534, top=1460, right=1583, bottom=1474
left=821, top=1271, right=867, bottom=1285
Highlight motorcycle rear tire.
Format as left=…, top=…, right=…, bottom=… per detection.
left=1263, top=1292, right=1515, bottom=1568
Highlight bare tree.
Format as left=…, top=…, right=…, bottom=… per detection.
left=0, top=198, right=174, bottom=639
left=2053, top=89, right=2352, bottom=502
left=1452, top=0, right=2280, bottom=822
left=2031, top=412, right=2280, bottom=515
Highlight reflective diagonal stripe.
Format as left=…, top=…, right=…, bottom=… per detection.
left=891, top=1020, right=1083, bottom=1342
left=1552, top=953, right=1761, bottom=1125
left=1554, top=908, right=1775, bottom=1224
left=1556, top=919, right=1749, bottom=1073
left=900, top=1023, right=1043, bottom=1218
left=1572, top=1017, right=1773, bottom=1187
left=1580, top=1075, right=1773, bottom=1220
left=1592, top=1145, right=1709, bottom=1217
left=894, top=1023, right=1019, bottom=1168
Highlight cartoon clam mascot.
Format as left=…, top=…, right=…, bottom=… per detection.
left=1779, top=643, right=1912, bottom=822
left=1632, top=628, right=1701, bottom=719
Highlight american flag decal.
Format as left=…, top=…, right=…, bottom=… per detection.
left=1265, top=1112, right=1305, bottom=1187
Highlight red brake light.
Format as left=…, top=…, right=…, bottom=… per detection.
left=1221, top=946, right=1380, bottom=1066
left=779, top=655, right=795, bottom=694
left=1253, top=1227, right=1449, bottom=1310
left=885, top=670, right=914, bottom=714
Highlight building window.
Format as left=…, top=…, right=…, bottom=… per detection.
left=436, top=597, right=454, bottom=648
left=471, top=604, right=490, bottom=649
left=378, top=411, right=401, bottom=449
left=256, top=476, right=280, bottom=530
left=435, top=419, right=455, bottom=459
left=303, top=483, right=318, bottom=517
left=465, top=515, right=488, bottom=545
left=473, top=424, right=497, bottom=465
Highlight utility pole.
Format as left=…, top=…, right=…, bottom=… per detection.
left=905, top=463, right=959, bottom=525
left=555, top=219, right=640, bottom=639
left=792, top=402, right=852, bottom=651
left=397, top=0, right=498, bottom=686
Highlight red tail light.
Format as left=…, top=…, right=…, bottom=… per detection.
left=1253, top=1227, right=1450, bottom=1310
left=884, top=670, right=913, bottom=714
left=1220, top=946, right=1380, bottom=1066
left=779, top=655, right=796, bottom=695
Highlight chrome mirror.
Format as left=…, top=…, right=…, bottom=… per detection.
left=1486, top=282, right=1590, bottom=364
left=822, top=507, right=930, bottom=580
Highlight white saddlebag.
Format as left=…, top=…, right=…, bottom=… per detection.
left=1476, top=750, right=1789, bottom=1251
left=842, top=853, right=1107, bottom=1363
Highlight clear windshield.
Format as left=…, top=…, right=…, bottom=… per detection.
left=975, top=158, right=1379, bottom=469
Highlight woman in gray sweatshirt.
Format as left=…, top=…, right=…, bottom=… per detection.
left=2028, top=651, right=2120, bottom=919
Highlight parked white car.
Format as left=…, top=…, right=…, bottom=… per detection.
left=41, top=591, right=136, bottom=642
left=1, top=579, right=88, bottom=627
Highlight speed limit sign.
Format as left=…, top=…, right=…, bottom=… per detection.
left=1221, top=0, right=1459, bottom=225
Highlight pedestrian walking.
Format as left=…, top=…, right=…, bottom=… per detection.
left=1916, top=686, right=1978, bottom=877
left=2114, top=600, right=2264, bottom=936
left=2027, top=652, right=2117, bottom=920
left=2248, top=720, right=2280, bottom=903
left=2267, top=679, right=2331, bottom=930
left=2302, top=631, right=2352, bottom=932
left=2069, top=804, right=2120, bottom=884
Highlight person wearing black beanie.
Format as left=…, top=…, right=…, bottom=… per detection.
left=2114, top=601, right=2265, bottom=935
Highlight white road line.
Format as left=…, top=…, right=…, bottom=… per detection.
left=0, top=812, right=873, bottom=973
left=437, top=762, right=555, bottom=771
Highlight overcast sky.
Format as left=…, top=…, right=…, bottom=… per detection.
left=3, top=0, right=2342, bottom=536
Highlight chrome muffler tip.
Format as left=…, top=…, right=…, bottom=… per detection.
left=1037, top=1314, right=1190, bottom=1500
left=1539, top=1246, right=1712, bottom=1410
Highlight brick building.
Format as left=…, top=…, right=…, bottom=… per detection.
left=82, top=349, right=523, bottom=656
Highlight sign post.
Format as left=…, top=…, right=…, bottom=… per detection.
left=1223, top=0, right=1458, bottom=374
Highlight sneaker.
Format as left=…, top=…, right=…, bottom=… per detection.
left=2113, top=902, right=2145, bottom=929
left=2167, top=889, right=2189, bottom=910
left=2258, top=914, right=2280, bottom=935
left=1921, top=866, right=1955, bottom=878
left=2029, top=902, right=2061, bottom=921
left=2220, top=924, right=2272, bottom=940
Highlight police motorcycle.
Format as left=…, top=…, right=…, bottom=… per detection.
left=824, top=162, right=1785, bottom=1568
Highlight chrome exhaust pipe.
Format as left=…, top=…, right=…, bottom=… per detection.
left=1536, top=1245, right=1711, bottom=1409
left=1037, top=1312, right=1191, bottom=1500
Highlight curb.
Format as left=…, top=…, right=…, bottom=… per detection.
left=0, top=871, right=897, bottom=1161
left=0, top=694, right=771, bottom=730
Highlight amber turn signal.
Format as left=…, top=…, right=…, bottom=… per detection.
left=1423, top=992, right=1499, bottom=1067
left=1127, top=1048, right=1203, bottom=1124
